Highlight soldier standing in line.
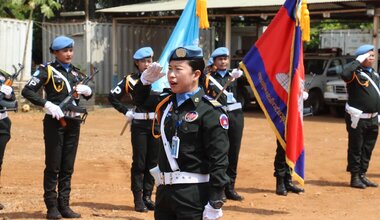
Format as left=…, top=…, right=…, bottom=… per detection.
left=134, top=45, right=230, bottom=220
left=108, top=47, right=158, bottom=212
left=22, top=35, right=93, bottom=219
left=204, top=47, right=245, bottom=201
left=0, top=71, right=16, bottom=210
left=341, top=44, right=379, bottom=189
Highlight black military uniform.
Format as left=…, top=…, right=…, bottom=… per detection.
left=274, top=140, right=304, bottom=195
left=0, top=72, right=16, bottom=210
left=22, top=36, right=92, bottom=219
left=134, top=46, right=229, bottom=219
left=108, top=72, right=159, bottom=212
left=205, top=69, right=244, bottom=201
left=341, top=48, right=380, bottom=188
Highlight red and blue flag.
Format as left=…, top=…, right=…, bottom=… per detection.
left=240, top=0, right=306, bottom=185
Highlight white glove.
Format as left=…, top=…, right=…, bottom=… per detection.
left=140, top=62, right=164, bottom=85
left=230, top=68, right=243, bottom=79
left=44, top=101, right=64, bottom=120
left=0, top=85, right=13, bottom=98
left=302, top=91, right=309, bottom=101
left=356, top=52, right=370, bottom=63
left=203, top=203, right=223, bottom=220
left=76, top=84, right=92, bottom=96
left=125, top=110, right=134, bottom=122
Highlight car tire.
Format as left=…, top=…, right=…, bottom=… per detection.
left=305, top=90, right=324, bottom=115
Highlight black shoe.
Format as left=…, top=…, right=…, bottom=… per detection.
left=350, top=173, right=366, bottom=189
left=360, top=174, right=378, bottom=187
left=275, top=177, right=288, bottom=196
left=0, top=202, right=4, bottom=210
left=59, top=207, right=81, bottom=218
left=133, top=191, right=148, bottom=212
left=225, top=184, right=244, bottom=201
left=142, top=196, right=155, bottom=210
left=285, top=181, right=304, bottom=194
left=46, top=207, right=62, bottom=219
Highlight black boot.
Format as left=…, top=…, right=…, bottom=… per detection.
left=133, top=191, right=148, bottom=212
left=45, top=200, right=62, bottom=219
left=350, top=173, right=366, bottom=189
left=275, top=176, right=287, bottom=196
left=284, top=174, right=304, bottom=194
left=359, top=174, right=378, bottom=187
left=142, top=193, right=155, bottom=211
left=0, top=203, right=4, bottom=210
left=225, top=183, right=244, bottom=201
left=58, top=197, right=81, bottom=218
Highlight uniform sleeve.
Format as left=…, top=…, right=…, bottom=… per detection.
left=108, top=77, right=129, bottom=114
left=202, top=108, right=230, bottom=201
left=341, top=60, right=360, bottom=82
left=132, top=80, right=152, bottom=106
left=21, top=67, right=49, bottom=107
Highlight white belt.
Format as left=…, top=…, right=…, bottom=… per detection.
left=45, top=111, right=80, bottom=117
left=159, top=171, right=210, bottom=185
left=134, top=112, right=155, bottom=120
left=360, top=112, right=378, bottom=119
left=0, top=112, right=8, bottom=120
left=223, top=102, right=242, bottom=112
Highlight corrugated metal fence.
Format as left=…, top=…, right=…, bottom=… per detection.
left=42, top=22, right=213, bottom=95
left=0, top=18, right=32, bottom=79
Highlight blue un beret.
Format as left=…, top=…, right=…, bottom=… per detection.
left=133, top=47, right=154, bottom=60
left=51, top=36, right=74, bottom=51
left=169, top=45, right=203, bottom=61
left=355, top=44, right=374, bottom=56
left=211, top=47, right=229, bottom=59
left=207, top=57, right=214, bottom=67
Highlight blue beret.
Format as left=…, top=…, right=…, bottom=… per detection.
left=169, top=45, right=203, bottom=61
left=51, top=36, right=74, bottom=51
left=355, top=44, right=374, bottom=56
left=211, top=47, right=229, bottom=59
left=207, top=57, right=214, bottom=67
left=133, top=47, right=153, bottom=60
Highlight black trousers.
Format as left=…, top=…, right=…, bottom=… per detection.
left=155, top=183, right=209, bottom=220
left=345, top=113, right=378, bottom=174
left=43, top=115, right=80, bottom=207
left=0, top=117, right=11, bottom=168
left=130, top=122, right=159, bottom=195
left=226, top=109, right=244, bottom=184
left=274, top=140, right=290, bottom=178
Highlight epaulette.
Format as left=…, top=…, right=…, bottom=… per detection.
left=40, top=62, right=52, bottom=68
left=202, top=95, right=222, bottom=108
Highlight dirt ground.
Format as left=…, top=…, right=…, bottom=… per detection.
left=0, top=106, right=379, bottom=220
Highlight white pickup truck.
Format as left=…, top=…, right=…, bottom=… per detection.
left=324, top=79, right=347, bottom=116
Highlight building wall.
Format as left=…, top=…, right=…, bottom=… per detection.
left=320, top=29, right=379, bottom=55
left=42, top=22, right=214, bottom=95
left=0, top=18, right=33, bottom=80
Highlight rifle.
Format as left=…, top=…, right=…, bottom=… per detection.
left=58, top=67, right=99, bottom=127
left=0, top=64, right=24, bottom=112
left=303, top=73, right=316, bottom=117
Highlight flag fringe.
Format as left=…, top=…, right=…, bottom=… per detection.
left=196, top=0, right=210, bottom=29
left=301, top=0, right=310, bottom=42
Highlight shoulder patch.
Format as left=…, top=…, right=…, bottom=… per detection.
left=219, top=114, right=229, bottom=129
left=202, top=95, right=222, bottom=108
left=33, top=70, right=41, bottom=77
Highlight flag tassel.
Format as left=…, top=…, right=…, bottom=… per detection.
left=301, top=0, right=310, bottom=42
left=196, top=0, right=210, bottom=29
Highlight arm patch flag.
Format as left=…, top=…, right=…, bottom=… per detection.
left=240, top=0, right=306, bottom=185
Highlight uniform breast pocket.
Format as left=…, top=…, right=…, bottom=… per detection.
left=178, top=122, right=199, bottom=145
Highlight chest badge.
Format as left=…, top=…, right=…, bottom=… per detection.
left=184, top=111, right=198, bottom=122
left=219, top=114, right=229, bottom=129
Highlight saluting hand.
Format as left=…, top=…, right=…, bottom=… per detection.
left=356, top=52, right=370, bottom=63
left=140, top=62, right=164, bottom=85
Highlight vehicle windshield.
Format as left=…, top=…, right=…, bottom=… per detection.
left=304, top=59, right=328, bottom=75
